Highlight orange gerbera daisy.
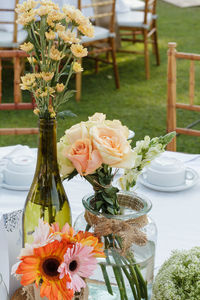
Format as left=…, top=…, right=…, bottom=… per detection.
left=75, top=231, right=105, bottom=258
left=16, top=240, right=74, bottom=300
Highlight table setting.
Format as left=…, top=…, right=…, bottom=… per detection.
left=0, top=0, right=200, bottom=299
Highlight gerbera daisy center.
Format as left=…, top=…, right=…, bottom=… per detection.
left=42, top=258, right=60, bottom=277
left=69, top=260, right=78, bottom=271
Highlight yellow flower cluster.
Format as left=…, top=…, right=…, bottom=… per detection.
left=58, top=30, right=80, bottom=44
left=62, top=5, right=94, bottom=38
left=73, top=62, right=83, bottom=73
left=15, top=0, right=94, bottom=118
left=15, top=0, right=37, bottom=14
left=20, top=73, right=36, bottom=90
left=47, top=10, right=65, bottom=27
left=71, top=44, right=88, bottom=58
left=50, top=45, right=65, bottom=61
left=20, top=42, right=34, bottom=52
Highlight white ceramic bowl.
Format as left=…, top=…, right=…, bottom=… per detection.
left=146, top=157, right=186, bottom=187
left=3, top=156, right=35, bottom=187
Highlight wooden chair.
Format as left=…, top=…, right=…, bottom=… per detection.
left=0, top=0, right=28, bottom=103
left=167, top=43, right=200, bottom=151
left=76, top=0, right=120, bottom=101
left=0, top=50, right=38, bottom=135
left=117, top=0, right=160, bottom=79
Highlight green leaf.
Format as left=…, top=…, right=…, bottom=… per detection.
left=102, top=193, right=115, bottom=205
left=57, top=110, right=77, bottom=120
left=107, top=206, right=115, bottom=215
left=95, top=201, right=104, bottom=210
left=105, top=186, right=119, bottom=196
left=100, top=264, right=113, bottom=295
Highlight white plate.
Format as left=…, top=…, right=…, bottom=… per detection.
left=0, top=182, right=30, bottom=191
left=138, top=167, right=199, bottom=192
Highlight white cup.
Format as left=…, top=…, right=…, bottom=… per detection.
left=146, top=157, right=189, bottom=187
left=2, top=156, right=35, bottom=187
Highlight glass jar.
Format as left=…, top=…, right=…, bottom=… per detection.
left=74, top=191, right=157, bottom=300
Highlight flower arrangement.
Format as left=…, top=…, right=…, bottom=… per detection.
left=57, top=112, right=175, bottom=300
left=152, top=247, right=200, bottom=300
left=16, top=0, right=94, bottom=119
left=12, top=219, right=105, bottom=300
left=57, top=112, right=175, bottom=214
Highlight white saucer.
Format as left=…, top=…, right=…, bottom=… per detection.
left=0, top=182, right=31, bottom=191
left=139, top=167, right=199, bottom=192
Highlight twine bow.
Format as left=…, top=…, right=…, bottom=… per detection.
left=85, top=209, right=148, bottom=255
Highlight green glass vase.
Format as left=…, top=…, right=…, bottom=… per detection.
left=23, top=118, right=72, bottom=245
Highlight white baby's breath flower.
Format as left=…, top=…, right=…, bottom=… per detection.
left=152, top=247, right=200, bottom=300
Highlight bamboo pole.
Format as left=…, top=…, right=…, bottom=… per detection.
left=167, top=42, right=177, bottom=151
left=14, top=56, right=21, bottom=103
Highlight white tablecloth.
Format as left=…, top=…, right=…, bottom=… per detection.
left=0, top=145, right=200, bottom=269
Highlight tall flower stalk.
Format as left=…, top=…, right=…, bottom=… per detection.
left=16, top=0, right=94, bottom=119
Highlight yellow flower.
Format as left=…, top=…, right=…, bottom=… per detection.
left=47, top=10, right=65, bottom=27
left=33, top=108, right=40, bottom=115
left=56, top=23, right=65, bottom=32
left=40, top=91, right=48, bottom=97
left=48, top=87, right=55, bottom=96
left=20, top=42, right=34, bottom=52
left=40, top=0, right=59, bottom=10
left=20, top=84, right=31, bottom=90
left=50, top=45, right=64, bottom=61
left=71, top=44, right=88, bottom=58
left=17, top=10, right=36, bottom=25
left=27, top=57, right=37, bottom=64
left=45, top=30, right=56, bottom=40
left=56, top=83, right=65, bottom=93
left=35, top=73, right=42, bottom=79
left=73, top=62, right=83, bottom=73
left=78, top=23, right=94, bottom=38
left=15, top=0, right=38, bottom=14
left=48, top=105, right=56, bottom=118
left=41, top=72, right=54, bottom=81
left=21, top=73, right=36, bottom=86
left=36, top=6, right=52, bottom=16
left=62, top=5, right=87, bottom=26
left=58, top=30, right=80, bottom=44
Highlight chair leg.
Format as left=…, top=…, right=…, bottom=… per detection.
left=14, top=56, right=21, bottom=103
left=153, top=29, right=160, bottom=66
left=144, top=30, right=150, bottom=80
left=110, top=38, right=120, bottom=89
left=76, top=58, right=82, bottom=102
left=95, top=57, right=99, bottom=74
left=0, top=59, right=2, bottom=104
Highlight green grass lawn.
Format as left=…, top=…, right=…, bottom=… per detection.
left=0, top=0, right=200, bottom=153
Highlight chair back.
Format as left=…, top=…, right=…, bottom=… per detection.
left=0, top=0, right=19, bottom=44
left=167, top=42, right=200, bottom=151
left=78, top=0, right=116, bottom=33
left=144, top=0, right=156, bottom=24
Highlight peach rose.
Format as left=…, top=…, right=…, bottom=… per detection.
left=90, top=126, right=136, bottom=168
left=57, top=142, right=75, bottom=177
left=64, top=122, right=89, bottom=145
left=66, top=138, right=103, bottom=175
